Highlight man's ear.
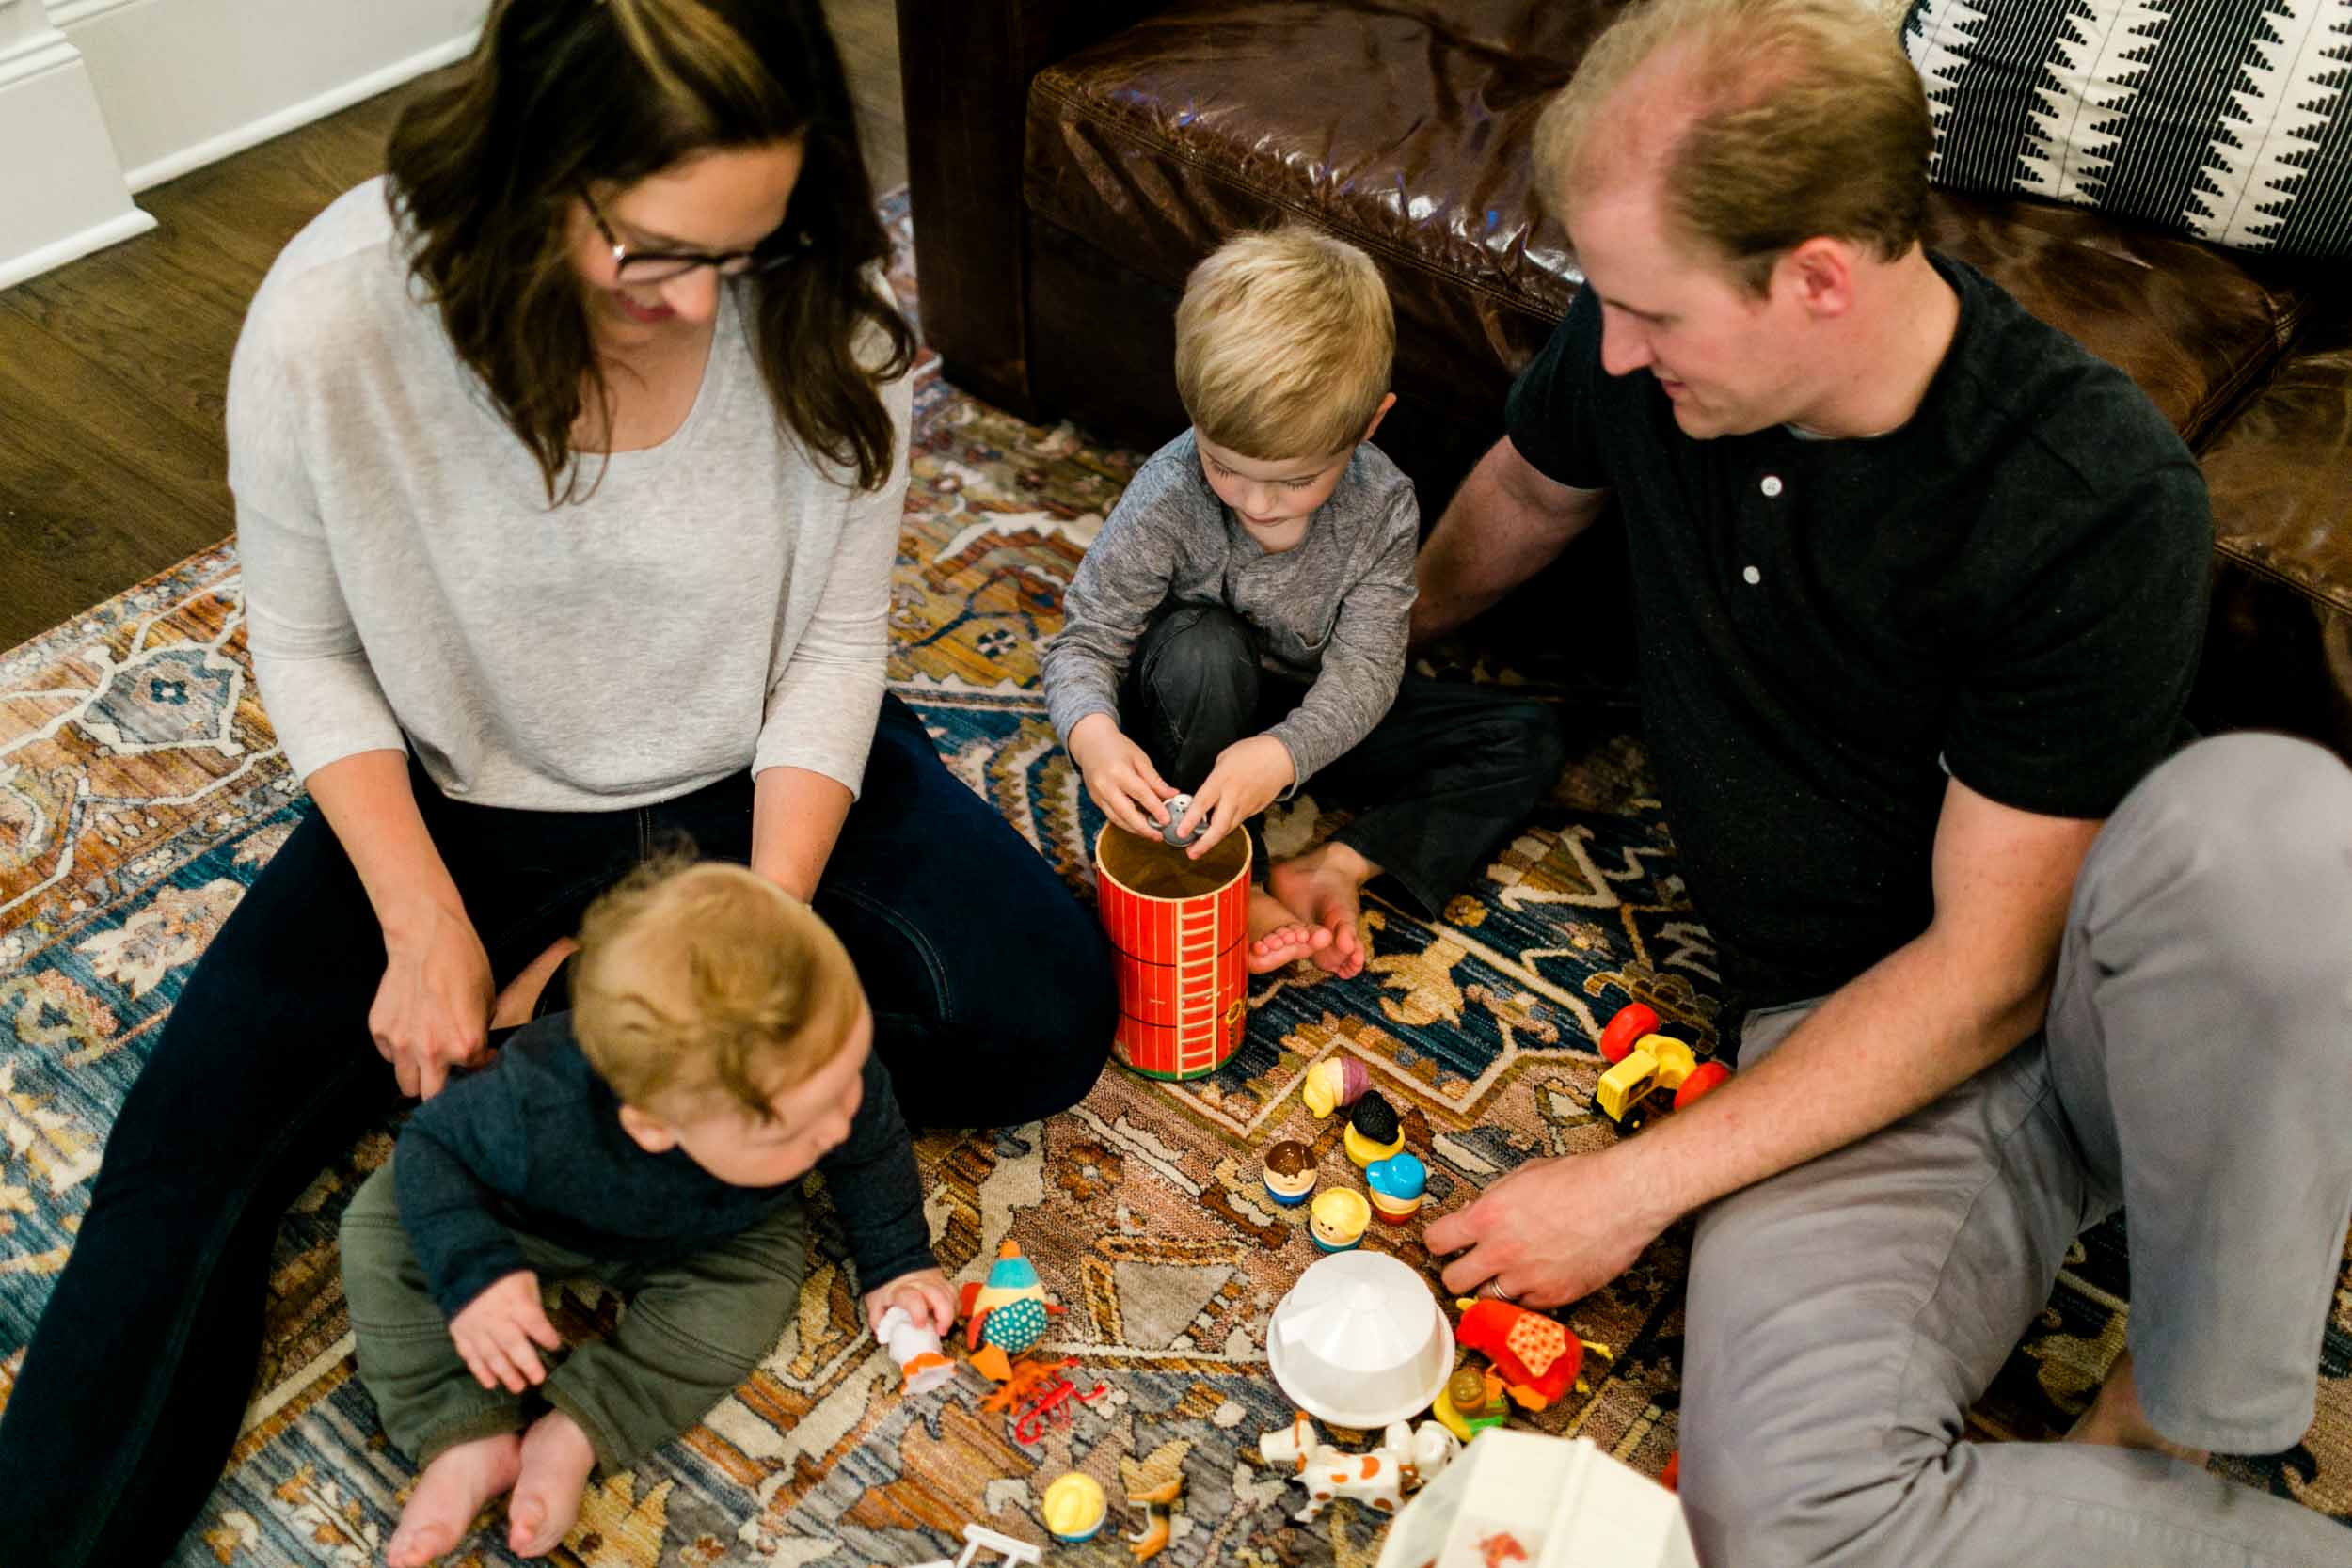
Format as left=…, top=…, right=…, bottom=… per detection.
left=1360, top=390, right=1399, bottom=445
left=1780, top=238, right=1855, bottom=320
left=616, top=1101, right=679, bottom=1154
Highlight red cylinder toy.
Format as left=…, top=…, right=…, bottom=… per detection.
left=1093, top=824, right=1251, bottom=1080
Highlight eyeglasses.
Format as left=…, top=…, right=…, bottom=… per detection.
left=580, top=182, right=806, bottom=283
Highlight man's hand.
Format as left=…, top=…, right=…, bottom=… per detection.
left=449, top=1271, right=563, bottom=1392
left=1179, top=736, right=1295, bottom=858
left=373, top=898, right=496, bottom=1100
left=1069, top=714, right=1182, bottom=838
left=1422, top=1147, right=1670, bottom=1309
left=864, top=1266, right=956, bottom=1338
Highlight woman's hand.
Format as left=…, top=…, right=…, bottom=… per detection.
left=1069, top=714, right=1181, bottom=838
left=864, top=1267, right=956, bottom=1338
left=1177, top=735, right=1294, bottom=858
left=373, top=897, right=495, bottom=1100
left=449, top=1270, right=563, bottom=1392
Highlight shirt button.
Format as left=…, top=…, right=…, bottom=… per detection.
left=1742, top=565, right=1762, bottom=585
left=1760, top=475, right=1784, bottom=498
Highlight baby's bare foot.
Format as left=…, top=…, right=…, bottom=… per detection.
left=2064, top=1349, right=2208, bottom=1465
left=388, top=1431, right=521, bottom=1568
left=506, top=1409, right=597, bottom=1558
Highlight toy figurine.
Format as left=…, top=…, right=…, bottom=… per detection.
left=1158, top=793, right=1206, bottom=847
left=1454, top=1298, right=1613, bottom=1412
left=1365, top=1150, right=1427, bottom=1225
left=1302, top=1056, right=1369, bottom=1118
left=1343, top=1091, right=1404, bottom=1166
left=960, top=1240, right=1066, bottom=1382
left=1257, top=1414, right=1456, bottom=1524
left=1432, top=1365, right=1512, bottom=1442
left=1307, top=1186, right=1370, bottom=1252
left=1042, top=1473, right=1108, bottom=1543
left=874, top=1304, right=958, bottom=1396
left=1263, top=1139, right=1318, bottom=1206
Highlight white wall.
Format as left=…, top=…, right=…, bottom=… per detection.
left=0, top=0, right=485, bottom=290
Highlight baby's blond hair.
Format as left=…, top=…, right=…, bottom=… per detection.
left=571, top=859, right=862, bottom=1122
left=1173, top=226, right=1394, bottom=462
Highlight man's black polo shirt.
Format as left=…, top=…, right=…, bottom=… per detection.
left=1505, top=254, right=2209, bottom=1012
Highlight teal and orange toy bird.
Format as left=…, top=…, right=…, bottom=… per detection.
left=958, top=1240, right=1066, bottom=1382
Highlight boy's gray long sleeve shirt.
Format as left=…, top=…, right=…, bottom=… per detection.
left=1041, top=431, right=1420, bottom=790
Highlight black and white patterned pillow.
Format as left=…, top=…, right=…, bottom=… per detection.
left=1901, top=0, right=2352, bottom=258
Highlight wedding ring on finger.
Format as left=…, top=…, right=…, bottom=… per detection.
left=1483, top=1279, right=1518, bottom=1304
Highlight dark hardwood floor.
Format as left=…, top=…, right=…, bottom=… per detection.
left=0, top=0, right=906, bottom=653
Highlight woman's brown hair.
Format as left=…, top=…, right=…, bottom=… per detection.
left=385, top=0, right=914, bottom=502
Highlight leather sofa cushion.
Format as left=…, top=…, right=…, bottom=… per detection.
left=1027, top=0, right=2312, bottom=444
left=1025, top=0, right=1597, bottom=424
left=2199, top=316, right=2352, bottom=755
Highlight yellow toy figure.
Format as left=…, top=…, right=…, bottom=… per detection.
left=959, top=1240, right=1065, bottom=1382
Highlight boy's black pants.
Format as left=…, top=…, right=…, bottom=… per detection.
left=1120, top=603, right=1566, bottom=915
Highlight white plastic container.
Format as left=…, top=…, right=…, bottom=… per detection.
left=1265, top=1250, right=1455, bottom=1428
left=1374, top=1428, right=1697, bottom=1568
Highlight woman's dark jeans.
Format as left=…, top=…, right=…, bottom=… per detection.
left=0, top=694, right=1115, bottom=1566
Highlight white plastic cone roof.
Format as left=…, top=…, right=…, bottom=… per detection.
left=1279, top=1273, right=1432, bottom=1370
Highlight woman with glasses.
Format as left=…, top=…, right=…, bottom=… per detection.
left=0, top=2, right=1116, bottom=1560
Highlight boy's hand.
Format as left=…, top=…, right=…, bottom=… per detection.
left=864, top=1267, right=956, bottom=1338
left=1068, top=714, right=1182, bottom=839
left=1180, top=736, right=1295, bottom=857
left=449, top=1270, right=563, bottom=1393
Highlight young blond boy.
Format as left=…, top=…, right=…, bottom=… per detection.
left=340, top=862, right=951, bottom=1565
left=1041, top=227, right=1564, bottom=975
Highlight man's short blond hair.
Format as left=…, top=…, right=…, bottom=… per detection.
left=571, top=860, right=862, bottom=1121
left=1173, top=226, right=1394, bottom=461
left=1535, top=0, right=1931, bottom=293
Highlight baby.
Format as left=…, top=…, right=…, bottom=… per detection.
left=340, top=860, right=951, bottom=1563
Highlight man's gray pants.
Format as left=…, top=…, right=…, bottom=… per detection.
left=1678, top=735, right=2352, bottom=1568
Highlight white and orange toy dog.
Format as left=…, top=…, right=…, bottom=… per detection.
left=1257, top=1413, right=1459, bottom=1523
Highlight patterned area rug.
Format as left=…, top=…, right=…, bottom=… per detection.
left=2, top=196, right=2346, bottom=1567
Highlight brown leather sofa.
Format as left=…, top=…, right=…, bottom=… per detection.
left=897, top=0, right=2352, bottom=763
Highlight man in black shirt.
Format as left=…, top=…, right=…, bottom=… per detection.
left=1415, top=2, right=2352, bottom=1564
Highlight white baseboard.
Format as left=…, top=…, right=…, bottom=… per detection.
left=0, top=26, right=150, bottom=293
left=0, top=206, right=155, bottom=292
left=123, top=29, right=480, bottom=192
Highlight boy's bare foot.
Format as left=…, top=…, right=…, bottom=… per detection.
left=1248, top=888, right=1329, bottom=972
left=388, top=1431, right=521, bottom=1568
left=1268, top=844, right=1377, bottom=979
left=2064, top=1349, right=2208, bottom=1466
left=506, top=1409, right=597, bottom=1558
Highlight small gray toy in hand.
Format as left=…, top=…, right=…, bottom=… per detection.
left=1160, top=793, right=1208, bottom=847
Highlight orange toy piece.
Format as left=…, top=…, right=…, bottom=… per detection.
left=1454, top=1298, right=1613, bottom=1412
left=1597, top=1003, right=1659, bottom=1064
left=978, top=1356, right=1078, bottom=1415
left=1124, top=1475, right=1184, bottom=1562
left=1675, top=1061, right=1731, bottom=1109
